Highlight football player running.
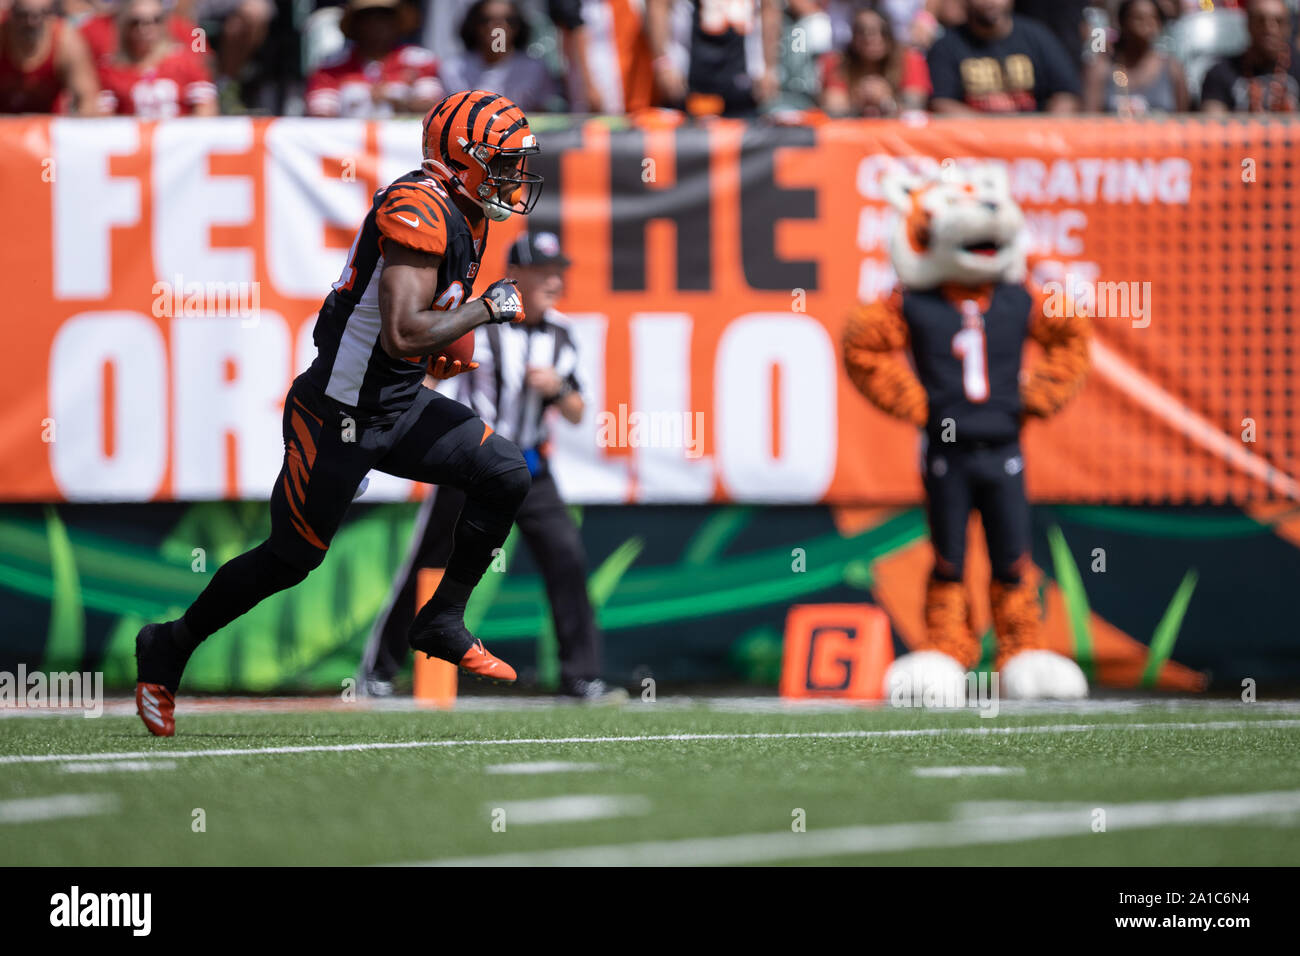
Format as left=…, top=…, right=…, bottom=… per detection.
left=134, top=91, right=542, bottom=735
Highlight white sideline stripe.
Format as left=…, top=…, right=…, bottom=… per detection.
left=0, top=793, right=118, bottom=824
left=404, top=789, right=1300, bottom=867
left=59, top=760, right=178, bottom=774
left=4, top=718, right=1299, bottom=766
left=489, top=795, right=651, bottom=824
left=484, top=761, right=605, bottom=775
left=913, top=766, right=1026, bottom=778
left=8, top=696, right=1300, bottom=719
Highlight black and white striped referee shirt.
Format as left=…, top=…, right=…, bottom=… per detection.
left=459, top=309, right=583, bottom=451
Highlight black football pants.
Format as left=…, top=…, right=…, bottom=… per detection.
left=922, top=438, right=1032, bottom=585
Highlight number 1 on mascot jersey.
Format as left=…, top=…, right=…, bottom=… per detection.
left=951, top=301, right=989, bottom=404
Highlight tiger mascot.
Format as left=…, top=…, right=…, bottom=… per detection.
left=843, top=164, right=1091, bottom=701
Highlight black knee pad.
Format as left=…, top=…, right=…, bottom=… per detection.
left=488, top=461, right=532, bottom=511
left=469, top=434, right=531, bottom=511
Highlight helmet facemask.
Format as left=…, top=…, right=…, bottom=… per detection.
left=466, top=139, right=542, bottom=221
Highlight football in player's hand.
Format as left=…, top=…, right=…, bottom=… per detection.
left=430, top=330, right=474, bottom=370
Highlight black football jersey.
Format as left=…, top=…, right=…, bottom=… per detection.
left=304, top=170, right=487, bottom=422
left=902, top=282, right=1032, bottom=443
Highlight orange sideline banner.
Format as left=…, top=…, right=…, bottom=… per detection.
left=0, top=116, right=1294, bottom=504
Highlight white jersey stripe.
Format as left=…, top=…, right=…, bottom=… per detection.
left=325, top=254, right=387, bottom=407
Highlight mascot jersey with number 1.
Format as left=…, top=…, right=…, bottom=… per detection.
left=842, top=165, right=1091, bottom=700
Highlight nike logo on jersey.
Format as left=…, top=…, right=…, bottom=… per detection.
left=396, top=214, right=420, bottom=228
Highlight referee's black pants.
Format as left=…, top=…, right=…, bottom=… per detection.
left=362, top=467, right=603, bottom=687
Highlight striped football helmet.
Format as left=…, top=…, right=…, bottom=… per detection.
left=421, top=90, right=543, bottom=222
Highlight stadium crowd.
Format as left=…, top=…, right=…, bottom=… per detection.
left=0, top=0, right=1296, bottom=118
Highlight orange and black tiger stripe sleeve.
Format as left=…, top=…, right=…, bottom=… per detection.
left=1022, top=286, right=1092, bottom=419
left=841, top=289, right=929, bottom=428
left=376, top=181, right=452, bottom=257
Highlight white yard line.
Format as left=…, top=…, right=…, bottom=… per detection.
left=0, top=793, right=119, bottom=824
left=488, top=795, right=651, bottom=824
left=3, top=718, right=1299, bottom=767
left=913, top=766, right=1026, bottom=778
left=59, top=760, right=178, bottom=774
left=401, top=789, right=1300, bottom=866
left=484, top=761, right=605, bottom=775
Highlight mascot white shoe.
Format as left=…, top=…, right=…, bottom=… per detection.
left=1000, top=650, right=1088, bottom=700
left=885, top=650, right=968, bottom=708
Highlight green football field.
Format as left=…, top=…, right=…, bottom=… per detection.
left=3, top=698, right=1300, bottom=866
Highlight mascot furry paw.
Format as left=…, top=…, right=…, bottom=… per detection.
left=843, top=164, right=1091, bottom=703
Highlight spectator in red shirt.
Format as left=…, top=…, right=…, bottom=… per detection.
left=305, top=0, right=443, bottom=117
left=820, top=4, right=930, bottom=116
left=0, top=0, right=101, bottom=114
left=78, top=0, right=199, bottom=61
left=95, top=0, right=218, bottom=116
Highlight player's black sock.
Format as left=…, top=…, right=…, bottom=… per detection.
left=443, top=509, right=507, bottom=587
left=428, top=575, right=474, bottom=619
left=408, top=462, right=529, bottom=663
left=420, top=473, right=526, bottom=604
left=181, top=541, right=310, bottom=642
left=135, top=622, right=193, bottom=693
left=171, top=615, right=202, bottom=656
left=409, top=576, right=476, bottom=663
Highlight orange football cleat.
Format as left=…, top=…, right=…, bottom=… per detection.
left=136, top=683, right=176, bottom=737
left=457, top=639, right=516, bottom=682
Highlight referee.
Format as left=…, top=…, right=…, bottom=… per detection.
left=360, top=231, right=622, bottom=702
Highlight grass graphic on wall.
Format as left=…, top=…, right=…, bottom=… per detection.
left=0, top=502, right=1218, bottom=692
